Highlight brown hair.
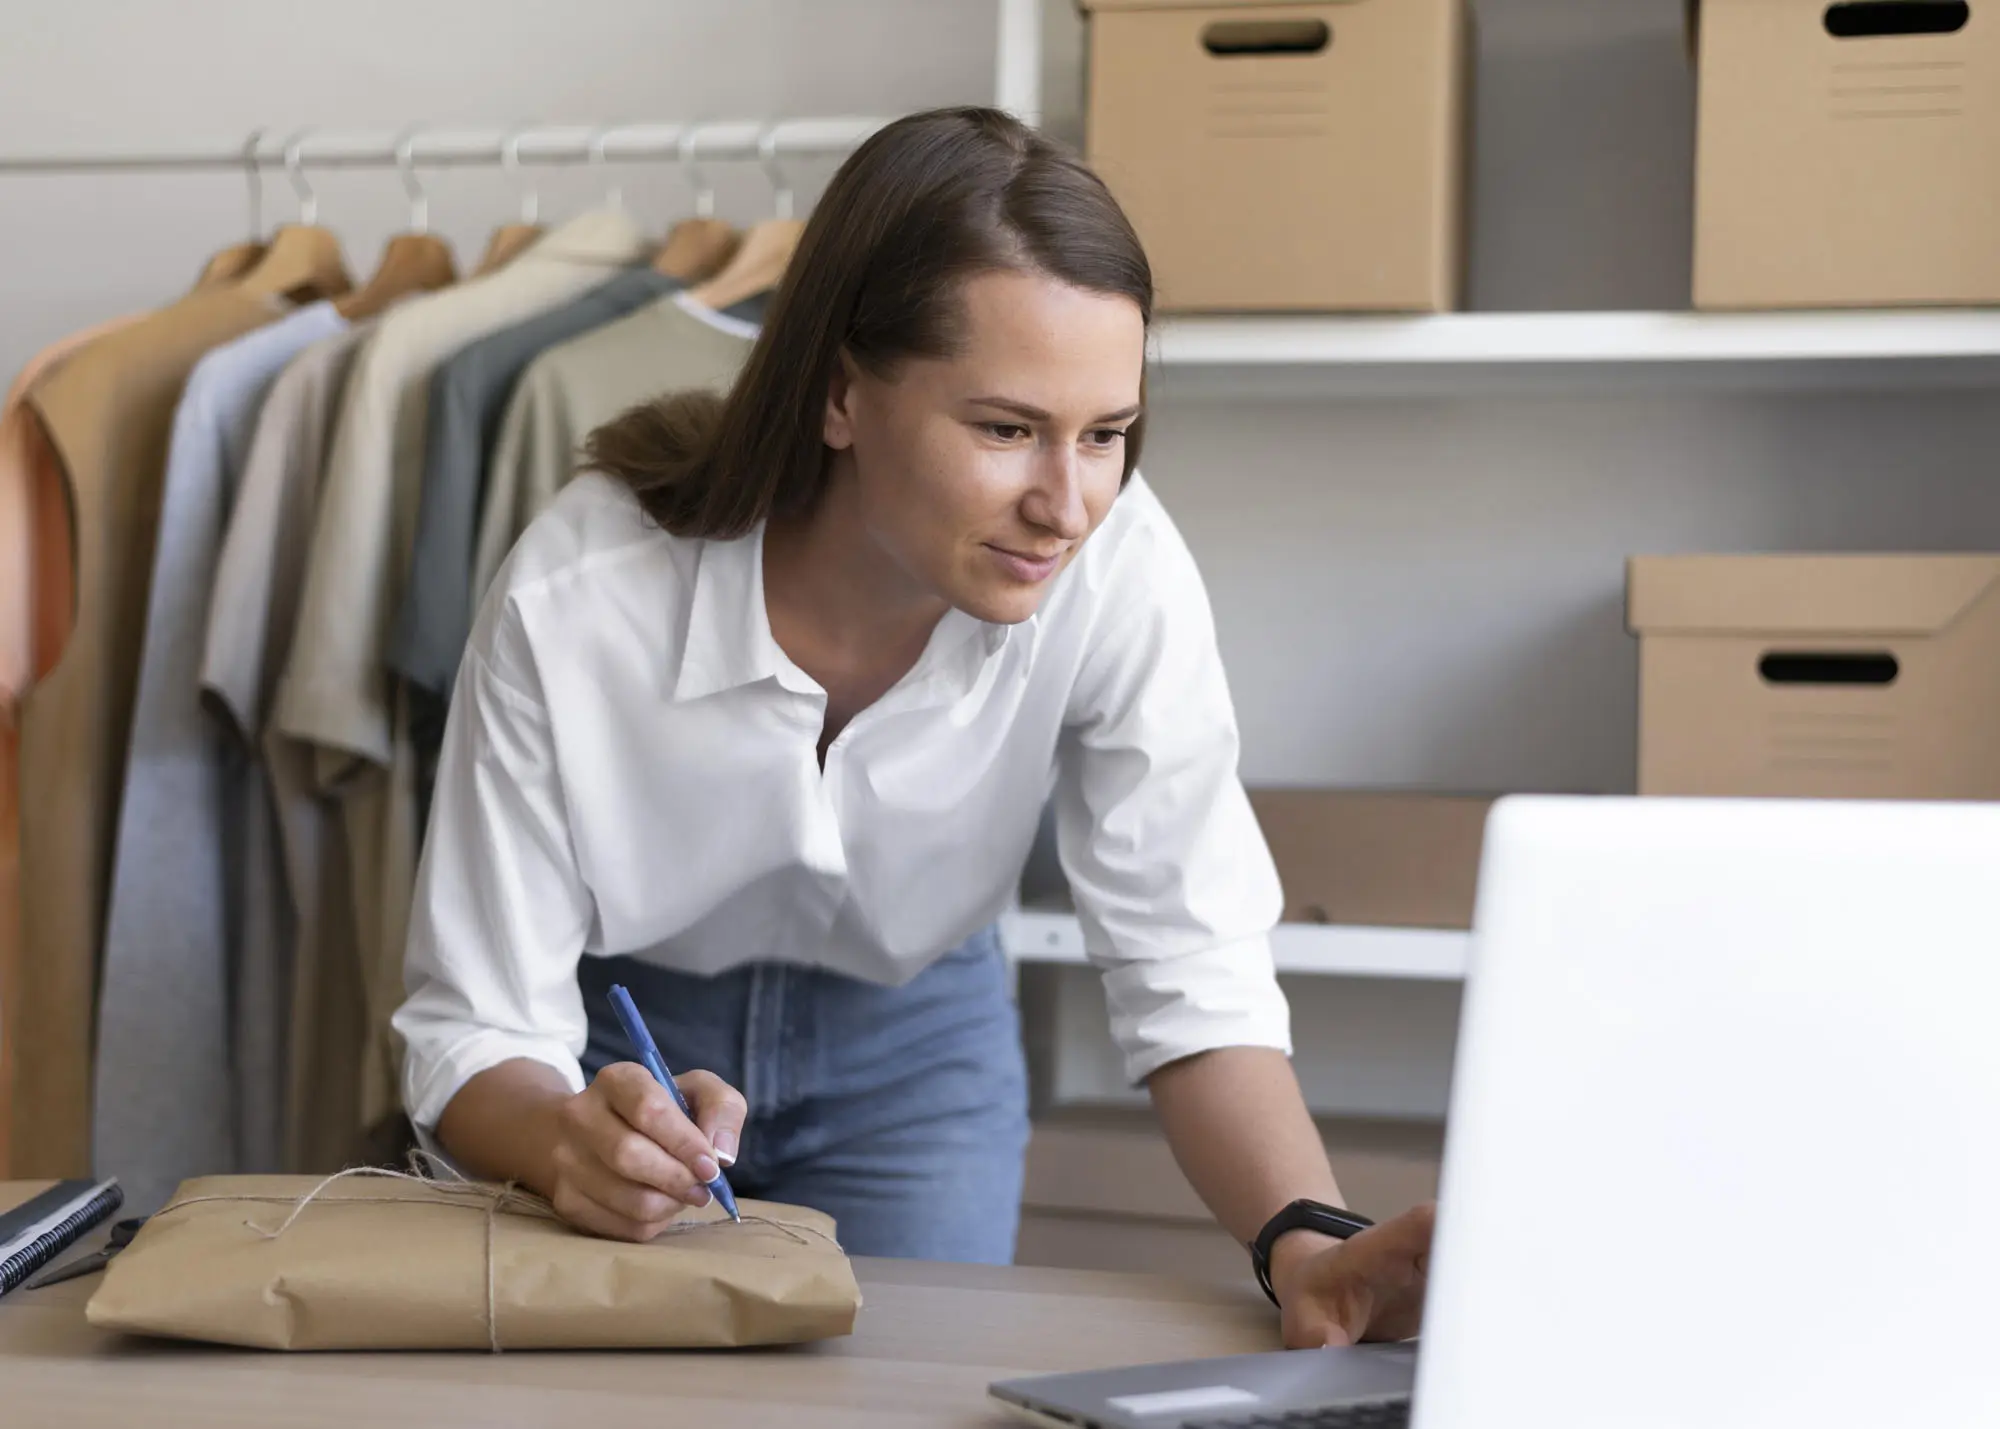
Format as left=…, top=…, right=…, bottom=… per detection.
left=582, top=106, right=1153, bottom=539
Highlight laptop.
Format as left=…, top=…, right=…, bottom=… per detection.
left=992, top=796, right=2000, bottom=1429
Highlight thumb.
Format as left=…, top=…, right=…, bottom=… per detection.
left=676, top=1070, right=748, bottom=1167
left=1283, top=1282, right=1370, bottom=1351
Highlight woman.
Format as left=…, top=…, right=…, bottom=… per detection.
left=395, top=107, right=1431, bottom=1348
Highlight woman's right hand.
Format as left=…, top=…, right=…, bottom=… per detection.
left=542, top=1063, right=749, bottom=1242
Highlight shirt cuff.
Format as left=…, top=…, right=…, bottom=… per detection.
left=403, top=1027, right=587, bottom=1132
left=1098, top=934, right=1294, bottom=1086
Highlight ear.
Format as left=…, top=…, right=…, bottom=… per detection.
left=822, top=349, right=861, bottom=452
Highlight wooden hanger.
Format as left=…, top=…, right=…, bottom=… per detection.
left=234, top=224, right=353, bottom=304
left=677, top=124, right=792, bottom=304
left=473, top=130, right=546, bottom=277
left=336, top=232, right=457, bottom=320
left=654, top=218, right=740, bottom=283
left=236, top=135, right=353, bottom=303
left=473, top=222, right=543, bottom=277
left=192, top=241, right=267, bottom=291
left=336, top=128, right=460, bottom=319
left=686, top=219, right=802, bottom=311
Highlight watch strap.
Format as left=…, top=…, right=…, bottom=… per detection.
left=1249, top=1198, right=1376, bottom=1307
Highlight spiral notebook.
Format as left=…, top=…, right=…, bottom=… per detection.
left=0, top=1178, right=124, bottom=1296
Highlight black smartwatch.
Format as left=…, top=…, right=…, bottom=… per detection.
left=1249, top=1198, right=1376, bottom=1307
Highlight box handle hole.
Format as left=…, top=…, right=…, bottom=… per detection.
left=1824, top=1, right=1970, bottom=38
left=1759, top=652, right=1901, bottom=686
left=1201, top=19, right=1332, bottom=56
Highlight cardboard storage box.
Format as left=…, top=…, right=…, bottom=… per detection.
left=1017, top=1110, right=1442, bottom=1282
left=1248, top=789, right=1496, bottom=930
left=1081, top=0, right=1469, bottom=312
left=1628, top=555, right=2000, bottom=799
left=1691, top=0, right=2000, bottom=309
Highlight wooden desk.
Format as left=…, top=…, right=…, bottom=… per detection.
left=1, top=1181, right=1278, bottom=1427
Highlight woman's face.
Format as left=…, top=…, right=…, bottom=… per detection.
left=822, top=267, right=1146, bottom=626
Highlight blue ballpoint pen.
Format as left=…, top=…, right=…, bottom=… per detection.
left=607, top=984, right=741, bottom=1222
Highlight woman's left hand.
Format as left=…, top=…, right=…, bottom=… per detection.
left=1272, top=1202, right=1435, bottom=1349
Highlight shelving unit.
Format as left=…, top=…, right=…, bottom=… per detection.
left=1149, top=309, right=2000, bottom=399
left=997, top=0, right=2000, bottom=1120
left=1001, top=909, right=1470, bottom=983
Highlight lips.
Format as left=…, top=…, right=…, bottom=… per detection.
left=986, top=543, right=1064, bottom=583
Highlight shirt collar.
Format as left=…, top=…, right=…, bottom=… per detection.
left=669, top=523, right=1038, bottom=706
left=672, top=290, right=762, bottom=340
left=673, top=524, right=805, bottom=701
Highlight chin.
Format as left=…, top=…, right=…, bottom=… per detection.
left=954, top=581, right=1048, bottom=626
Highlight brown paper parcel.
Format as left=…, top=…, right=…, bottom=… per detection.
left=84, top=1173, right=862, bottom=1351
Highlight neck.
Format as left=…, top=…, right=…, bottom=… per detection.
left=762, top=461, right=948, bottom=681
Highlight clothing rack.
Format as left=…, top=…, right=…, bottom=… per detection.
left=0, top=118, right=891, bottom=185
left=0, top=119, right=893, bottom=233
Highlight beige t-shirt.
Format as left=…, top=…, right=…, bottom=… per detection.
left=469, top=291, right=756, bottom=608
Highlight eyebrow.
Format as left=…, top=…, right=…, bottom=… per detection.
left=967, top=396, right=1144, bottom=425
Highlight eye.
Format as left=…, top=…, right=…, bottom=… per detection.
left=982, top=423, right=1032, bottom=443
left=1084, top=427, right=1129, bottom=450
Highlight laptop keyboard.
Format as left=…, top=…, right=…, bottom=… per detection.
left=1184, top=1397, right=1412, bottom=1429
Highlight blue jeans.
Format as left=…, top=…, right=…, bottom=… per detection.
left=577, top=925, right=1030, bottom=1264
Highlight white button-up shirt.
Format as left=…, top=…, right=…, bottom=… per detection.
left=395, top=470, right=1290, bottom=1131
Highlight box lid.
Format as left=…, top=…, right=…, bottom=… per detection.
left=1628, top=555, right=2000, bottom=636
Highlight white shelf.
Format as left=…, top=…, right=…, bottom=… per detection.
left=1001, top=909, right=1469, bottom=982
left=1147, top=309, right=2000, bottom=399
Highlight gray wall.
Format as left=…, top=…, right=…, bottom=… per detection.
left=0, top=0, right=1001, bottom=380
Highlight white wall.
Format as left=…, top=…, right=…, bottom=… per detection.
left=0, top=0, right=1001, bottom=382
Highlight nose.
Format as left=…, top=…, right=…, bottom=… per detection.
left=1019, top=444, right=1089, bottom=542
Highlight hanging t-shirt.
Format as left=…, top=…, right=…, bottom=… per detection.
left=93, top=301, right=348, bottom=1208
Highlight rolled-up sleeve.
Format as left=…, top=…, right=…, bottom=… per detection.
left=393, top=597, right=594, bottom=1132
left=1054, top=487, right=1291, bottom=1085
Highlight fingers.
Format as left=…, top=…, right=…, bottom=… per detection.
left=548, top=1176, right=677, bottom=1244
left=596, top=1062, right=724, bottom=1185
left=560, top=1068, right=708, bottom=1206
left=1382, top=1201, right=1437, bottom=1268
left=679, top=1069, right=749, bottom=1167
left=1325, top=1203, right=1433, bottom=1344
left=563, top=1118, right=706, bottom=1210
left=544, top=1064, right=753, bottom=1245
left=1277, top=1203, right=1440, bottom=1349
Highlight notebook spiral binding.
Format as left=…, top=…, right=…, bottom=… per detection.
left=0, top=1182, right=126, bottom=1294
